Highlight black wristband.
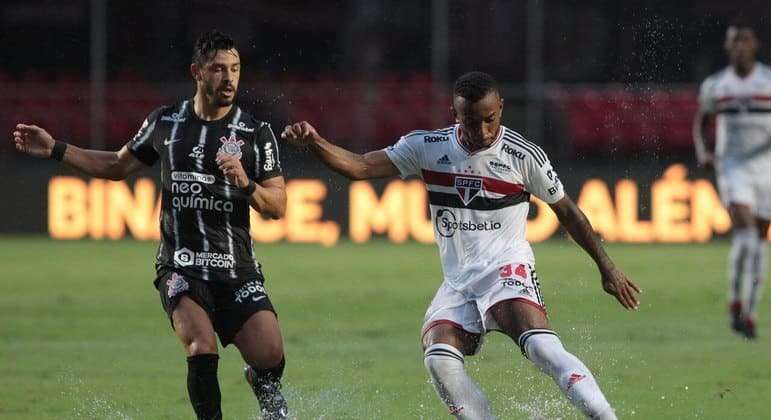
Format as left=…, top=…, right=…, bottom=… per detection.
left=242, top=180, right=257, bottom=196
left=50, top=141, right=68, bottom=161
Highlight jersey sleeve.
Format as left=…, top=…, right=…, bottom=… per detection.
left=383, top=134, right=423, bottom=178
left=253, top=123, right=283, bottom=181
left=126, top=107, right=164, bottom=166
left=522, top=149, right=565, bottom=204
left=698, top=77, right=716, bottom=114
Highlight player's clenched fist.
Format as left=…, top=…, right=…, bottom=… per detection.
left=281, top=121, right=319, bottom=147
left=216, top=152, right=249, bottom=188
left=13, top=124, right=55, bottom=158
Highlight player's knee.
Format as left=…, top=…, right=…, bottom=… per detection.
left=244, top=340, right=283, bottom=369
left=187, top=338, right=218, bottom=356
left=518, top=329, right=563, bottom=361
left=262, top=342, right=284, bottom=368
left=422, top=323, right=478, bottom=355
left=424, top=343, right=465, bottom=376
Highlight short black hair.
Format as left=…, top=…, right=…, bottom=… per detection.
left=192, top=30, right=236, bottom=65
left=453, top=72, right=498, bottom=103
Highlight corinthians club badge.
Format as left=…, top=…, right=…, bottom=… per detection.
left=166, top=273, right=189, bottom=298
left=219, top=133, right=245, bottom=159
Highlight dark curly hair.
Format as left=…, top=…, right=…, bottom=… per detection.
left=192, top=30, right=237, bottom=65
left=453, top=71, right=498, bottom=103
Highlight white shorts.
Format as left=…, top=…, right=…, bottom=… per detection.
left=421, top=262, right=546, bottom=352
left=717, top=163, right=771, bottom=219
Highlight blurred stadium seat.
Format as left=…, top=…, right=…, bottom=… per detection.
left=3, top=72, right=698, bottom=155
left=548, top=86, right=698, bottom=157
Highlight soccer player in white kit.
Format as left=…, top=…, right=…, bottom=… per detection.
left=282, top=72, right=640, bottom=419
left=693, top=19, right=771, bottom=340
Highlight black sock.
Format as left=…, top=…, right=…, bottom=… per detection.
left=249, top=356, right=286, bottom=390
left=187, top=354, right=222, bottom=420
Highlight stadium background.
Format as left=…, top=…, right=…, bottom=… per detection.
left=1, top=1, right=771, bottom=419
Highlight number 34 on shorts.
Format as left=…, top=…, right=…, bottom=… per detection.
left=496, top=263, right=544, bottom=307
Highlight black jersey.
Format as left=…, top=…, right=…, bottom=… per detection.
left=127, top=99, right=282, bottom=284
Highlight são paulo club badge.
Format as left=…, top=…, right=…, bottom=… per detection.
left=219, top=133, right=245, bottom=158
left=454, top=176, right=483, bottom=205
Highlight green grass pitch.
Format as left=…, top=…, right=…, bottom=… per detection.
left=1, top=237, right=769, bottom=419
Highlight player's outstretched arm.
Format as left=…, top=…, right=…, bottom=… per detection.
left=692, top=110, right=715, bottom=169
left=281, top=121, right=400, bottom=180
left=13, top=124, right=144, bottom=180
left=549, top=195, right=642, bottom=310
left=216, top=152, right=286, bottom=219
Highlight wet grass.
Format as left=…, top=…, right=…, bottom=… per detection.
left=0, top=237, right=768, bottom=419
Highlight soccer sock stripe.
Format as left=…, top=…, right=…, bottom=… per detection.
left=425, top=349, right=465, bottom=364
left=425, top=351, right=464, bottom=364
left=517, top=329, right=559, bottom=354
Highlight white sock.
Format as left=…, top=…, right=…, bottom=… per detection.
left=748, top=239, right=768, bottom=319
left=731, top=228, right=760, bottom=316
left=519, top=330, right=615, bottom=419
left=424, top=343, right=495, bottom=420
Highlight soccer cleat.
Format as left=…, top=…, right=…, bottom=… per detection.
left=742, top=318, right=757, bottom=340
left=244, top=366, right=289, bottom=420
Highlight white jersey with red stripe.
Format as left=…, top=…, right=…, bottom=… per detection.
left=384, top=124, right=564, bottom=291
left=699, top=62, right=771, bottom=171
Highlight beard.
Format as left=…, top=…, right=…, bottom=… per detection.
left=215, top=95, right=234, bottom=107
left=205, top=83, right=236, bottom=107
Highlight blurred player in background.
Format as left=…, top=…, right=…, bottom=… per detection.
left=283, top=72, right=640, bottom=419
left=694, top=19, right=771, bottom=340
left=13, top=30, right=289, bottom=419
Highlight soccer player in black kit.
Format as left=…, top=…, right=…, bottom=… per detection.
left=13, top=31, right=289, bottom=420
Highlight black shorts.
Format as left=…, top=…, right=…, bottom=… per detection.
left=155, top=270, right=276, bottom=346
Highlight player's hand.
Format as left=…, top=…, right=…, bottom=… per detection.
left=13, top=124, right=55, bottom=158
left=281, top=121, right=320, bottom=147
left=600, top=266, right=641, bottom=310
left=216, top=152, right=250, bottom=188
left=696, top=151, right=715, bottom=170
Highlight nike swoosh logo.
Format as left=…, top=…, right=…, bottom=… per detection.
left=251, top=295, right=266, bottom=303
left=164, top=138, right=182, bottom=145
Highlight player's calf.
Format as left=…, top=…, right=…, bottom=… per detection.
left=519, top=330, right=616, bottom=420
left=424, top=343, right=495, bottom=420
left=187, top=353, right=223, bottom=420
